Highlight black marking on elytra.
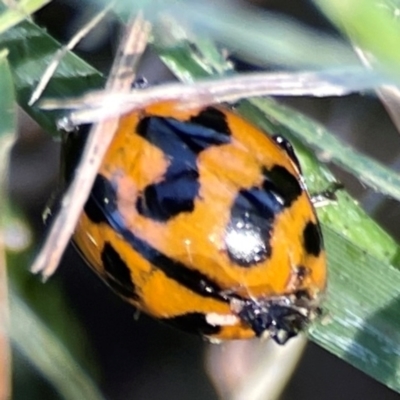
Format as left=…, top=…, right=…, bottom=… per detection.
left=136, top=168, right=200, bottom=221
left=84, top=174, right=115, bottom=224
left=162, top=312, right=222, bottom=336
left=272, top=135, right=302, bottom=172
left=225, top=165, right=303, bottom=267
left=189, top=107, right=232, bottom=137
left=101, top=242, right=140, bottom=300
left=136, top=115, right=231, bottom=155
left=262, top=165, right=303, bottom=208
left=225, top=185, right=282, bottom=267
left=135, top=115, right=230, bottom=222
left=86, top=174, right=229, bottom=303
left=303, top=221, right=323, bottom=256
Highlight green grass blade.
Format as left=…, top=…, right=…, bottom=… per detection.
left=0, top=49, right=16, bottom=162
left=5, top=206, right=104, bottom=399
left=0, top=19, right=104, bottom=136
left=163, top=1, right=358, bottom=68
left=314, top=0, right=400, bottom=74
left=0, top=0, right=52, bottom=35
left=249, top=97, right=400, bottom=202
left=241, top=104, right=400, bottom=389
left=0, top=46, right=16, bottom=400
left=112, top=0, right=359, bottom=68
left=9, top=285, right=105, bottom=400
left=0, top=47, right=101, bottom=400
left=314, top=227, right=400, bottom=390
left=236, top=101, right=399, bottom=261
left=0, top=18, right=104, bottom=398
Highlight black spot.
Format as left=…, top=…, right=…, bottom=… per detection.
left=121, top=229, right=227, bottom=302
left=135, top=115, right=230, bottom=222
left=101, top=242, right=139, bottom=300
left=303, top=221, right=323, bottom=256
left=136, top=169, right=200, bottom=221
left=272, top=135, right=302, bottom=172
left=162, top=313, right=222, bottom=336
left=84, top=174, right=116, bottom=224
left=136, top=115, right=231, bottom=155
left=86, top=175, right=228, bottom=303
left=225, top=186, right=282, bottom=267
left=189, top=107, right=231, bottom=137
left=262, top=165, right=303, bottom=208
left=225, top=165, right=303, bottom=267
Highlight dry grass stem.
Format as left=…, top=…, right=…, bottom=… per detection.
left=31, top=12, right=151, bottom=278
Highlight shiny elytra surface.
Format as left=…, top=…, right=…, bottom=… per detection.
left=70, top=101, right=326, bottom=340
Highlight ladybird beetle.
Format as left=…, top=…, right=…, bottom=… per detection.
left=63, top=101, right=326, bottom=345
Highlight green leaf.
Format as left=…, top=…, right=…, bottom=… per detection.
left=314, top=0, right=400, bottom=75
left=113, top=0, right=359, bottom=68
left=248, top=97, right=400, bottom=202
left=0, top=0, right=52, bottom=35
left=313, top=227, right=400, bottom=390
left=4, top=202, right=104, bottom=399
left=237, top=101, right=400, bottom=391
left=236, top=100, right=399, bottom=260
left=10, top=285, right=105, bottom=400
left=0, top=48, right=15, bottom=127
left=0, top=44, right=16, bottom=400
left=0, top=19, right=104, bottom=136
left=0, top=49, right=16, bottom=175
left=0, top=14, right=104, bottom=399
